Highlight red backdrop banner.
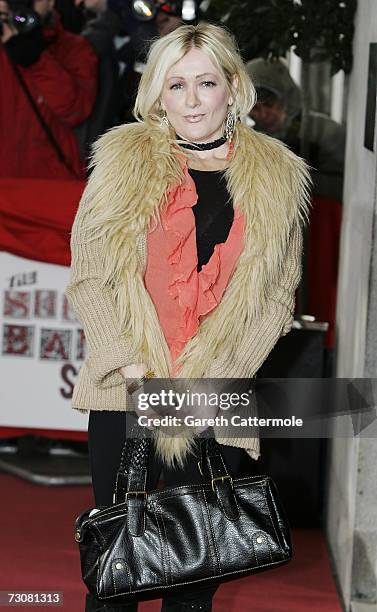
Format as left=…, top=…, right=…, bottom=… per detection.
left=0, top=178, right=84, bottom=266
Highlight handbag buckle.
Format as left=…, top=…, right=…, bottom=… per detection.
left=211, top=475, right=233, bottom=492
left=125, top=490, right=147, bottom=502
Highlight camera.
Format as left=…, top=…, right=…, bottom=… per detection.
left=0, top=0, right=40, bottom=35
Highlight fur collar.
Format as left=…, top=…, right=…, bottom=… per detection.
left=80, top=120, right=311, bottom=466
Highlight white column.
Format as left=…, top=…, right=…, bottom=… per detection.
left=326, top=1, right=377, bottom=610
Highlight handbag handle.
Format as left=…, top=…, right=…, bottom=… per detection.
left=113, top=422, right=239, bottom=535
left=113, top=415, right=150, bottom=504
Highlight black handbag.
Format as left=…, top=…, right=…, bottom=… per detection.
left=74, top=431, right=292, bottom=605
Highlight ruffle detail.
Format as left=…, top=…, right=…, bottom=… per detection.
left=161, top=164, right=244, bottom=364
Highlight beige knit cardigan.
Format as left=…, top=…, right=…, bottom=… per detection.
left=65, top=120, right=311, bottom=468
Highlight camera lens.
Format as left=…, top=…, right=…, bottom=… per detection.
left=11, top=8, right=39, bottom=32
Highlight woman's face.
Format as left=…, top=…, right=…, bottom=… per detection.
left=160, top=47, right=234, bottom=143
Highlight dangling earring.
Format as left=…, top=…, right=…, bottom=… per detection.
left=160, top=110, right=169, bottom=129
left=225, top=108, right=235, bottom=142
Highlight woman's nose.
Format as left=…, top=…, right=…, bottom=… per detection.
left=185, top=85, right=201, bottom=108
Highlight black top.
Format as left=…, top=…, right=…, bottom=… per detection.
left=188, top=168, right=233, bottom=272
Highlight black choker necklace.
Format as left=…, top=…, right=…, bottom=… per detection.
left=177, top=135, right=227, bottom=151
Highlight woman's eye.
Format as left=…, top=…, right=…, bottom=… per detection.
left=169, top=81, right=216, bottom=90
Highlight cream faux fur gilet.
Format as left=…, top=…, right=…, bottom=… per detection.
left=65, top=120, right=311, bottom=468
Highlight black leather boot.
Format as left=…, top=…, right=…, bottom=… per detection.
left=180, top=602, right=212, bottom=611
left=85, top=592, right=138, bottom=611
left=161, top=601, right=212, bottom=611
left=161, top=589, right=214, bottom=611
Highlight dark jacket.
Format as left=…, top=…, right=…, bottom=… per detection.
left=75, top=9, right=121, bottom=162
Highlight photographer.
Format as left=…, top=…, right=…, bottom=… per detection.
left=0, top=0, right=98, bottom=179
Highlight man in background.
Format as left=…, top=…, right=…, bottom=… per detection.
left=246, top=58, right=345, bottom=202
left=246, top=58, right=344, bottom=360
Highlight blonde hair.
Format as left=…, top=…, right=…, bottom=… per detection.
left=134, top=22, right=256, bottom=127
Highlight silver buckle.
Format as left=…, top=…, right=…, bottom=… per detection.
left=125, top=490, right=147, bottom=502
left=211, top=475, right=233, bottom=493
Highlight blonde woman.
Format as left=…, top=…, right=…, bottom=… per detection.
left=66, top=22, right=310, bottom=612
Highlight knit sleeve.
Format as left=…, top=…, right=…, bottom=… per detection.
left=205, top=219, right=303, bottom=379
left=65, top=197, right=139, bottom=389
left=268, top=217, right=303, bottom=336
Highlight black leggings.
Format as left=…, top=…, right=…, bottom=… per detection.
left=87, top=410, right=249, bottom=610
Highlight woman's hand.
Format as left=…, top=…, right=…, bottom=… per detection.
left=118, top=363, right=148, bottom=382
left=119, top=363, right=160, bottom=429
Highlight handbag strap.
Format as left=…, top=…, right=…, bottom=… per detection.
left=198, top=437, right=233, bottom=484
left=198, top=438, right=239, bottom=519
left=113, top=415, right=148, bottom=496
left=112, top=415, right=152, bottom=536
left=125, top=436, right=150, bottom=536
left=114, top=429, right=239, bottom=529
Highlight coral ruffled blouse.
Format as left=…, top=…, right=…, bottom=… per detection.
left=144, top=156, right=245, bottom=375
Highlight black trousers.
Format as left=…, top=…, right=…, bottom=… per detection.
left=87, top=410, right=249, bottom=610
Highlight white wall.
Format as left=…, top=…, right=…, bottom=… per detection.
left=336, top=1, right=377, bottom=380
left=326, top=0, right=377, bottom=608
